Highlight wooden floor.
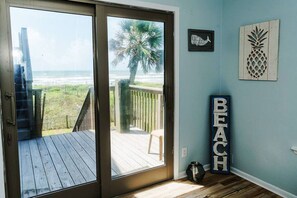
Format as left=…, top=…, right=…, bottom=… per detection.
left=118, top=172, right=282, bottom=198
left=18, top=130, right=163, bottom=198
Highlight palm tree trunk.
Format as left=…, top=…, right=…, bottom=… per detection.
left=129, top=64, right=138, bottom=84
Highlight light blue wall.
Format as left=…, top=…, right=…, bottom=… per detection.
left=222, top=0, right=297, bottom=195
left=138, top=0, right=223, bottom=172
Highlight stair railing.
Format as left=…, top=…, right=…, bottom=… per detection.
left=73, top=87, right=94, bottom=132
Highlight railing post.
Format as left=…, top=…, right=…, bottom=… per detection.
left=156, top=94, right=164, bottom=129
left=33, top=89, right=42, bottom=137
left=90, top=88, right=95, bottom=130
left=115, top=80, right=131, bottom=133
left=66, top=115, right=69, bottom=128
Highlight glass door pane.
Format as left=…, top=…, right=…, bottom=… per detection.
left=10, top=7, right=96, bottom=197
left=107, top=16, right=165, bottom=178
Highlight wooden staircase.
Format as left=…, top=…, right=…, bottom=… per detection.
left=14, top=64, right=31, bottom=140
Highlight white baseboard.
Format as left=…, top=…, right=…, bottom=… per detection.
left=231, top=167, right=297, bottom=198
left=177, top=164, right=210, bottom=180
left=177, top=165, right=296, bottom=198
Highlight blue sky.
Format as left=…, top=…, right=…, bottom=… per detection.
left=10, top=7, right=164, bottom=73
left=10, top=7, right=93, bottom=71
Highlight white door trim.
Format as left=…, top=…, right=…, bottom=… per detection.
left=97, top=0, right=180, bottom=180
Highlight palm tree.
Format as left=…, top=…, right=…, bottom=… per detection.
left=109, top=20, right=163, bottom=84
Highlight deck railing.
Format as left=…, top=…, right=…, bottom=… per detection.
left=73, top=84, right=163, bottom=133
left=129, top=85, right=163, bottom=133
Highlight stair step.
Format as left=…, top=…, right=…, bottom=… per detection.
left=15, top=91, right=28, bottom=100
left=17, top=108, right=29, bottom=116
left=17, top=108, right=28, bottom=112
left=15, top=84, right=26, bottom=92
left=18, top=128, right=31, bottom=140
left=17, top=118, right=30, bottom=128
left=16, top=99, right=32, bottom=109
left=15, top=78, right=23, bottom=84
left=16, top=91, right=27, bottom=94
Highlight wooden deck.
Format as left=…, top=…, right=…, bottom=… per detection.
left=18, top=130, right=163, bottom=198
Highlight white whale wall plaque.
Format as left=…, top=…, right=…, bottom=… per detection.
left=191, top=35, right=211, bottom=46
left=188, top=29, right=214, bottom=51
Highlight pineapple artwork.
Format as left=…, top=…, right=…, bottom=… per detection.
left=247, top=27, right=268, bottom=78
left=239, top=20, right=279, bottom=80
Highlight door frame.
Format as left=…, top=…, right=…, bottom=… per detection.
left=96, top=4, right=174, bottom=197
left=0, top=1, right=101, bottom=197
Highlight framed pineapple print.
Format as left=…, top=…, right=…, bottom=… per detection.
left=239, top=20, right=280, bottom=81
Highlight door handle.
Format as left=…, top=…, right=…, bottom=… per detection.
left=5, top=92, right=16, bottom=126
left=7, top=132, right=12, bottom=146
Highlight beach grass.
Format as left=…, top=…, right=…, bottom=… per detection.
left=34, top=84, right=91, bottom=135
left=43, top=128, right=72, bottom=136
left=35, top=81, right=161, bottom=136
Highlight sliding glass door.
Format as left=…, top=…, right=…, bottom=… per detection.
left=1, top=1, right=100, bottom=197
left=97, top=5, right=174, bottom=197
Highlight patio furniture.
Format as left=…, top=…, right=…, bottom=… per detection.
left=148, top=129, right=164, bottom=161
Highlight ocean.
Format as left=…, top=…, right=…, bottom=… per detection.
left=32, top=70, right=164, bottom=86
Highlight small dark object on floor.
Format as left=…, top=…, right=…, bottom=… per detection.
left=186, top=161, right=205, bottom=183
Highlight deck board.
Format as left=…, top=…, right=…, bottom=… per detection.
left=43, top=136, right=74, bottom=188
left=19, top=141, right=37, bottom=198
left=19, top=130, right=162, bottom=197
left=51, top=135, right=86, bottom=185
left=36, top=138, right=62, bottom=192
left=57, top=134, right=96, bottom=182
left=63, top=133, right=97, bottom=175
left=28, top=139, right=49, bottom=195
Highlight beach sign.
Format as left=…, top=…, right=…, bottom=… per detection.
left=210, top=95, right=230, bottom=174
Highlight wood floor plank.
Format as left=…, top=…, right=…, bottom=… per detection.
left=118, top=172, right=282, bottom=198
left=225, top=183, right=257, bottom=198
left=19, top=141, right=37, bottom=198
left=58, top=134, right=96, bottom=182
left=28, top=139, right=50, bottom=195
left=178, top=183, right=226, bottom=198
left=36, top=138, right=62, bottom=192
left=43, top=136, right=74, bottom=188
left=51, top=135, right=86, bottom=185
left=211, top=180, right=250, bottom=197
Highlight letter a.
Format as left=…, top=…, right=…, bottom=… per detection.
left=213, top=127, right=227, bottom=142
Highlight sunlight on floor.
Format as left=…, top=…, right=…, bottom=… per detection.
left=120, top=180, right=204, bottom=198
